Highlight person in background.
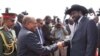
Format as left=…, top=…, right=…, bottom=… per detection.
left=42, top=15, right=56, bottom=56
left=42, top=16, right=55, bottom=45
left=51, top=23, right=68, bottom=56
left=94, top=16, right=100, bottom=56
left=65, top=18, right=74, bottom=56
left=65, top=19, right=74, bottom=35
left=14, top=14, right=24, bottom=37
left=36, top=18, right=45, bottom=45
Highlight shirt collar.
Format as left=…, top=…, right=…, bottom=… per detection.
left=78, top=16, right=83, bottom=23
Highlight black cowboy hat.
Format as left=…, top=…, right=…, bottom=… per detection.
left=65, top=4, right=88, bottom=15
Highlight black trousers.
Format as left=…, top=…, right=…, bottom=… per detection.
left=98, top=47, right=100, bottom=56
left=67, top=43, right=70, bottom=56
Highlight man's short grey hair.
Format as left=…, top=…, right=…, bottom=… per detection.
left=22, top=16, right=35, bottom=25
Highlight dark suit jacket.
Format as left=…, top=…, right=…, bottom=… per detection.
left=17, top=27, right=58, bottom=56
left=35, top=28, right=45, bottom=45
left=69, top=17, right=98, bottom=56
left=14, top=22, right=22, bottom=37
left=97, top=23, right=100, bottom=47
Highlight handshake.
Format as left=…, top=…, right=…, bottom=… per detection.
left=56, top=40, right=70, bottom=48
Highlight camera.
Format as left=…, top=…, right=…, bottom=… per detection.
left=97, top=8, right=100, bottom=16
left=55, top=23, right=62, bottom=28
left=88, top=8, right=100, bottom=16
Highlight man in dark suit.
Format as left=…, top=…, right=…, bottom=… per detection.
left=36, top=18, right=45, bottom=45
left=17, top=16, right=63, bottom=56
left=64, top=4, right=98, bottom=56
left=14, top=14, right=24, bottom=37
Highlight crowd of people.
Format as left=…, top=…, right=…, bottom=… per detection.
left=0, top=4, right=100, bottom=56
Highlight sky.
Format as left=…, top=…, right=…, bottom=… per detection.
left=0, top=0, right=100, bottom=21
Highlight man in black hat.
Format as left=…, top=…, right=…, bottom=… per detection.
left=65, top=4, right=98, bottom=56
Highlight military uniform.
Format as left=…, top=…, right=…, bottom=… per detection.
left=0, top=27, right=17, bottom=56
left=0, top=8, right=17, bottom=56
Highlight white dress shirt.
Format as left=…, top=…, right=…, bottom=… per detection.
left=37, top=28, right=44, bottom=44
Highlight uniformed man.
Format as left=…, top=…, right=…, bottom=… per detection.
left=0, top=8, right=17, bottom=56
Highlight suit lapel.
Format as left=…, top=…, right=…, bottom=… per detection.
left=72, top=17, right=86, bottom=39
